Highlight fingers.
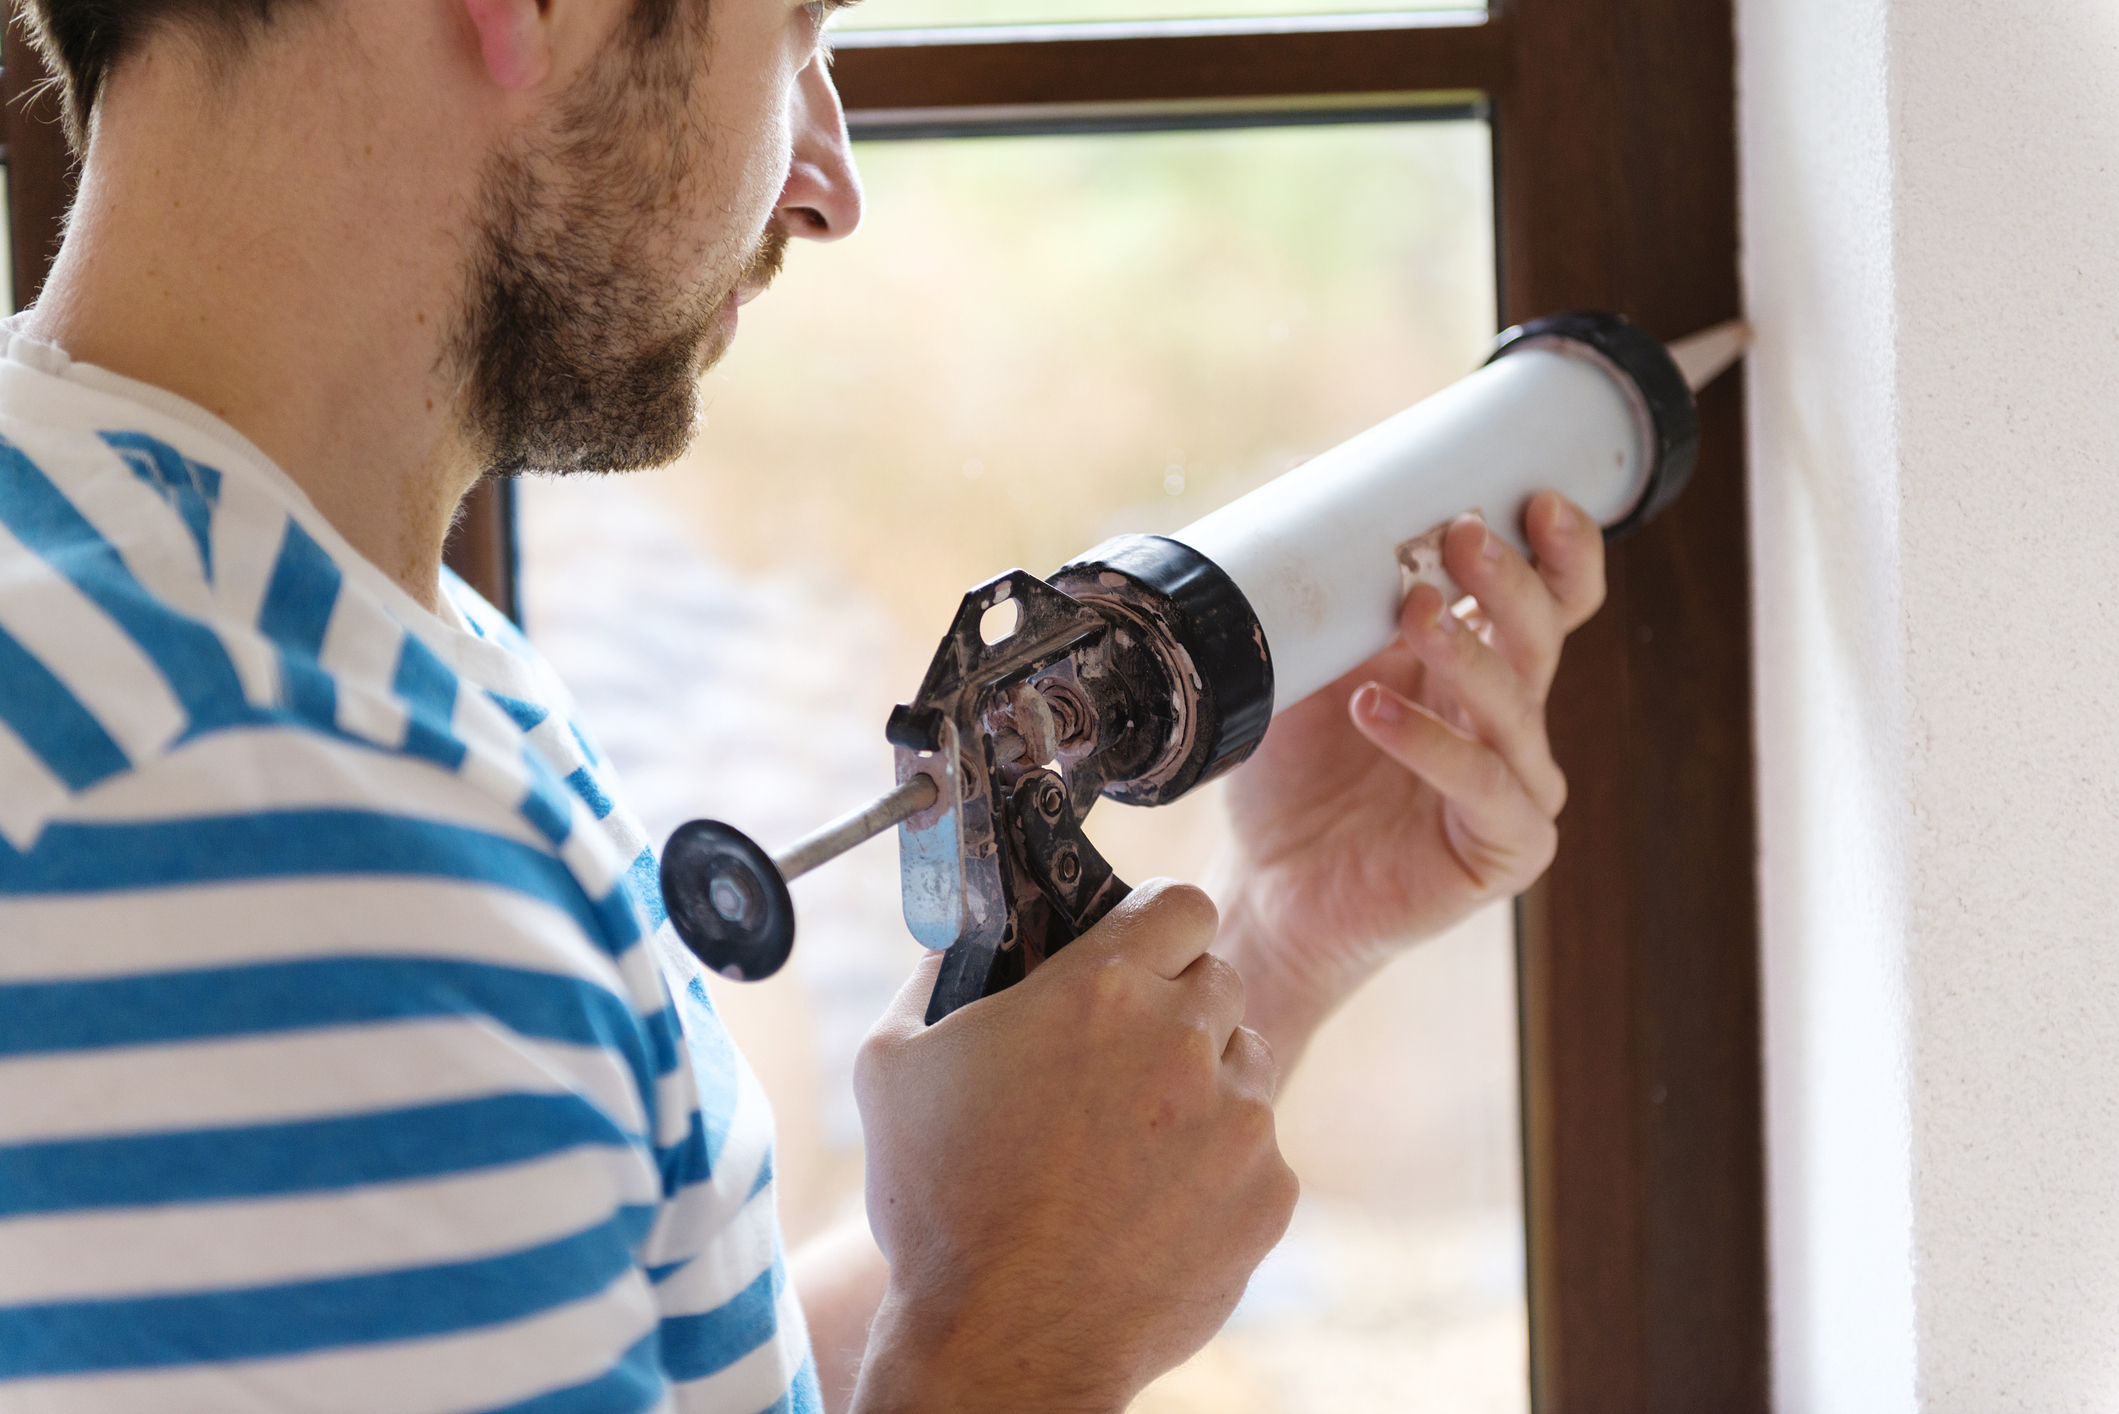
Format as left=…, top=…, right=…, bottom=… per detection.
left=1072, top=877, right=1221, bottom=982
left=869, top=949, right=945, bottom=1048
left=1524, top=491, right=1606, bottom=631
left=1221, top=1023, right=1281, bottom=1104
left=1393, top=580, right=1568, bottom=817
left=1349, top=681, right=1559, bottom=884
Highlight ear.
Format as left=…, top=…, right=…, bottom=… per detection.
left=462, top=0, right=553, bottom=91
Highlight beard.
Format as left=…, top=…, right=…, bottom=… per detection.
left=450, top=22, right=787, bottom=479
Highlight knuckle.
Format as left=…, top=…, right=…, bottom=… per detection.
left=1473, top=748, right=1516, bottom=804
left=1144, top=877, right=1221, bottom=935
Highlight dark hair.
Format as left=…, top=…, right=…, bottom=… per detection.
left=16, top=2, right=314, bottom=152
left=16, top=0, right=688, bottom=153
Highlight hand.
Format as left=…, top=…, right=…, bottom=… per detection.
left=1212, top=491, right=1607, bottom=1063
left=849, top=881, right=1299, bottom=1414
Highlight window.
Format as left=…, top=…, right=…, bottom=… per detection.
left=3, top=3, right=1762, bottom=1406
left=520, top=113, right=1529, bottom=1408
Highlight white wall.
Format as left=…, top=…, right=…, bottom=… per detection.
left=1742, top=1, right=2119, bottom=1408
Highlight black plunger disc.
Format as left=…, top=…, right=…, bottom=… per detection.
left=661, top=819, right=796, bottom=982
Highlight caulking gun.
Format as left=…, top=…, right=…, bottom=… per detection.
left=660, top=311, right=1749, bottom=1024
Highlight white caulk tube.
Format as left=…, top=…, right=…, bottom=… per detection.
left=1053, top=311, right=1746, bottom=807
left=1180, top=311, right=1725, bottom=712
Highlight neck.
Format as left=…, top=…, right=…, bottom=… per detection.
left=24, top=27, right=493, bottom=613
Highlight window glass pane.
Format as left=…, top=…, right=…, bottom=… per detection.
left=833, top=1, right=1482, bottom=32
left=521, top=118, right=1523, bottom=1411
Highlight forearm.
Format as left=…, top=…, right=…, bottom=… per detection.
left=1210, top=901, right=1345, bottom=1077
left=791, top=1221, right=891, bottom=1414
left=1204, top=862, right=1373, bottom=1079
left=849, top=1291, right=1125, bottom=1414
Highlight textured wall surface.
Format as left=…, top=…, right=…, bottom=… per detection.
left=1742, top=1, right=2119, bottom=1408
left=1739, top=0, right=1915, bottom=1408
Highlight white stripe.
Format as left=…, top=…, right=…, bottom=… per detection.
left=0, top=1144, right=660, bottom=1304
left=668, top=1279, right=811, bottom=1412
left=3, top=420, right=219, bottom=623
left=0, top=1019, right=643, bottom=1145
left=0, top=517, right=186, bottom=763
left=640, top=1064, right=777, bottom=1271
left=0, top=1272, right=664, bottom=1414
left=460, top=743, right=533, bottom=818
left=0, top=715, right=70, bottom=852
left=648, top=1184, right=780, bottom=1318
left=524, top=712, right=590, bottom=775
left=654, top=1059, right=703, bottom=1154
left=0, top=877, right=625, bottom=993
left=206, top=480, right=292, bottom=660
left=211, top=618, right=284, bottom=710
left=619, top=931, right=679, bottom=1017
left=454, top=677, right=535, bottom=763
left=561, top=818, right=628, bottom=898
left=60, top=726, right=553, bottom=849
left=196, top=474, right=296, bottom=708
left=27, top=426, right=279, bottom=712
left=319, top=592, right=412, bottom=750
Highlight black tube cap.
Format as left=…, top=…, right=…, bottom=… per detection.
left=661, top=819, right=796, bottom=982
left=1053, top=534, right=1274, bottom=805
left=1487, top=311, right=1700, bottom=542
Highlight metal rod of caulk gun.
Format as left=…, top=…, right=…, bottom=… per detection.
left=770, top=772, right=940, bottom=884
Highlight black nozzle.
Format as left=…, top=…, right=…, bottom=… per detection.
left=661, top=819, right=796, bottom=982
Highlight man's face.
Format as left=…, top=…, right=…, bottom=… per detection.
left=454, top=0, right=860, bottom=478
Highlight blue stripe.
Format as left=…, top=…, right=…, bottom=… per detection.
left=475, top=1331, right=667, bottom=1414
left=680, top=976, right=739, bottom=1170
left=488, top=691, right=549, bottom=733
left=566, top=766, right=613, bottom=821
left=521, top=750, right=574, bottom=845
left=0, top=957, right=655, bottom=1075
left=394, top=635, right=468, bottom=771
left=626, top=846, right=667, bottom=931
left=100, top=432, right=222, bottom=581
left=258, top=520, right=341, bottom=724
left=0, top=1218, right=642, bottom=1376
left=569, top=721, right=600, bottom=766
left=0, top=438, right=248, bottom=730
left=0, top=1093, right=641, bottom=1217
left=657, top=1108, right=711, bottom=1197
left=0, top=621, right=130, bottom=790
left=660, top=1261, right=781, bottom=1382
left=0, top=810, right=614, bottom=945
left=0, top=957, right=662, bottom=1157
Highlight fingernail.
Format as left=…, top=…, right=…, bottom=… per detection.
left=1479, top=522, right=1502, bottom=562
left=1550, top=498, right=1576, bottom=531
left=1432, top=603, right=1459, bottom=635
left=1357, top=683, right=1403, bottom=724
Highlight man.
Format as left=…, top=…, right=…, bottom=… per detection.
left=0, top=1, right=1606, bottom=1410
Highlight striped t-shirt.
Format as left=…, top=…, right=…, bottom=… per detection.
left=0, top=325, right=819, bottom=1413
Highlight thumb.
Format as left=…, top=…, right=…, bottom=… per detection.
left=871, top=949, right=946, bottom=1047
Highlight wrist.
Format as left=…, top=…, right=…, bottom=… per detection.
left=850, top=1287, right=1128, bottom=1414
left=1209, top=883, right=1366, bottom=1075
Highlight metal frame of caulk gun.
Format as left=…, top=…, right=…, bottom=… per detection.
left=659, top=310, right=1750, bottom=1022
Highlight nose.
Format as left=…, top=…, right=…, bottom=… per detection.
left=776, top=55, right=863, bottom=241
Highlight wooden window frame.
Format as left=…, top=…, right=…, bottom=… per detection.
left=3, top=3, right=1762, bottom=1405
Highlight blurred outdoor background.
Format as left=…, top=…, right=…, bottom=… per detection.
left=520, top=116, right=1530, bottom=1412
